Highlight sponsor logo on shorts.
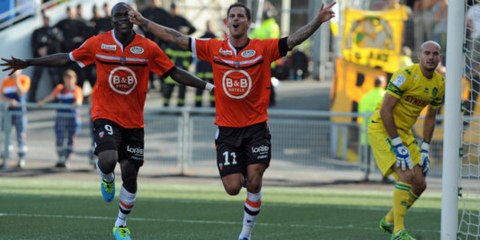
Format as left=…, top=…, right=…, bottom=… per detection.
left=99, top=131, right=105, bottom=138
left=252, top=145, right=269, bottom=153
left=101, top=44, right=117, bottom=51
left=127, top=145, right=144, bottom=155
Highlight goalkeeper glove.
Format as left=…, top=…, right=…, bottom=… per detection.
left=419, top=141, right=430, bottom=176
left=391, top=136, right=414, bottom=171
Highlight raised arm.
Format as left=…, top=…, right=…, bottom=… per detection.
left=1, top=53, right=71, bottom=76
left=169, top=67, right=214, bottom=91
left=128, top=10, right=190, bottom=50
left=286, top=1, right=336, bottom=50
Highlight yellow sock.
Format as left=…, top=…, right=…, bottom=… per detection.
left=385, top=190, right=419, bottom=223
left=393, top=182, right=411, bottom=234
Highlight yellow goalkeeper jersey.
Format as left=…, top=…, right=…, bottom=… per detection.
left=369, top=64, right=445, bottom=133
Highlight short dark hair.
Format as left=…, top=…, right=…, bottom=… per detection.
left=374, top=76, right=385, bottom=87
left=227, top=3, right=251, bottom=20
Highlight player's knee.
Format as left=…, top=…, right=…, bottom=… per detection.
left=223, top=183, right=242, bottom=196
left=398, top=171, right=415, bottom=184
left=416, top=180, right=427, bottom=193
left=246, top=176, right=262, bottom=193
left=97, top=150, right=118, bottom=173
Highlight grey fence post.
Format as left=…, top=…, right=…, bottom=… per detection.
left=1, top=104, right=12, bottom=167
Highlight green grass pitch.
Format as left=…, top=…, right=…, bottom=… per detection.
left=0, top=178, right=441, bottom=239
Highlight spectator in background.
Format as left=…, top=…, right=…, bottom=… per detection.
left=413, top=0, right=437, bottom=52
left=399, top=46, right=414, bottom=68
left=194, top=20, right=216, bottom=107
left=466, top=1, right=480, bottom=124
left=290, top=48, right=309, bottom=80
left=91, top=3, right=113, bottom=35
left=37, top=69, right=83, bottom=169
left=73, top=3, right=97, bottom=93
left=75, top=3, right=88, bottom=25
left=140, top=0, right=171, bottom=91
left=140, top=0, right=171, bottom=45
left=249, top=0, right=280, bottom=106
left=432, top=0, right=447, bottom=57
left=162, top=2, right=196, bottom=107
left=249, top=1, right=280, bottom=40
left=467, top=0, right=480, bottom=56
left=55, top=6, right=89, bottom=88
left=29, top=14, right=61, bottom=102
left=0, top=70, right=30, bottom=169
left=358, top=76, right=390, bottom=182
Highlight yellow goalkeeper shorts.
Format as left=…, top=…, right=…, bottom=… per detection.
left=368, top=122, right=421, bottom=179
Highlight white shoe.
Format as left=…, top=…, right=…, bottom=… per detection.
left=17, top=158, right=26, bottom=168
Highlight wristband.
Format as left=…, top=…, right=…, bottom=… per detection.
left=205, top=82, right=214, bottom=92
left=391, top=136, right=402, bottom=146
left=421, top=141, right=430, bottom=151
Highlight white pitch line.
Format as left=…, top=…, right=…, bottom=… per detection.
left=0, top=212, right=371, bottom=230
left=0, top=212, right=440, bottom=233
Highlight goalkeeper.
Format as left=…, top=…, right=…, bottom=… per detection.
left=368, top=40, right=444, bottom=240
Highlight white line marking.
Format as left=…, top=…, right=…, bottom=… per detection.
left=0, top=212, right=354, bottom=229
left=0, top=212, right=440, bottom=233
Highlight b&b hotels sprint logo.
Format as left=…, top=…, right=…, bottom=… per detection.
left=222, top=69, right=252, bottom=99
left=109, top=67, right=138, bottom=95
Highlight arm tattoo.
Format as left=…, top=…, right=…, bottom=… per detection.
left=287, top=21, right=322, bottom=49
left=165, top=28, right=189, bottom=49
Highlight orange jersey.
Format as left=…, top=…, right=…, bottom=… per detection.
left=1, top=75, right=30, bottom=111
left=51, top=84, right=83, bottom=104
left=191, top=37, right=288, bottom=127
left=70, top=30, right=174, bottom=128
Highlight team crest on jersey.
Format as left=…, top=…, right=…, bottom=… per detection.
left=109, top=66, right=138, bottom=95
left=219, top=48, right=233, bottom=56
left=222, top=69, right=252, bottom=99
left=432, top=87, right=438, bottom=97
left=392, top=74, right=406, bottom=87
left=241, top=50, right=255, bottom=58
left=101, top=44, right=117, bottom=51
left=130, top=46, right=144, bottom=54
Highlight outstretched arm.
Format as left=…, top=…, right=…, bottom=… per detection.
left=37, top=92, right=56, bottom=107
left=1, top=53, right=71, bottom=76
left=129, top=10, right=190, bottom=50
left=169, top=67, right=214, bottom=91
left=287, top=1, right=336, bottom=49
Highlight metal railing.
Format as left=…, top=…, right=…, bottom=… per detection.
left=0, top=102, right=445, bottom=179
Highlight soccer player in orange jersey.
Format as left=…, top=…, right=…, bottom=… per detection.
left=129, top=2, right=336, bottom=239
left=1, top=3, right=213, bottom=240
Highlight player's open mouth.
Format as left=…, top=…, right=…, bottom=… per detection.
left=233, top=24, right=239, bottom=29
